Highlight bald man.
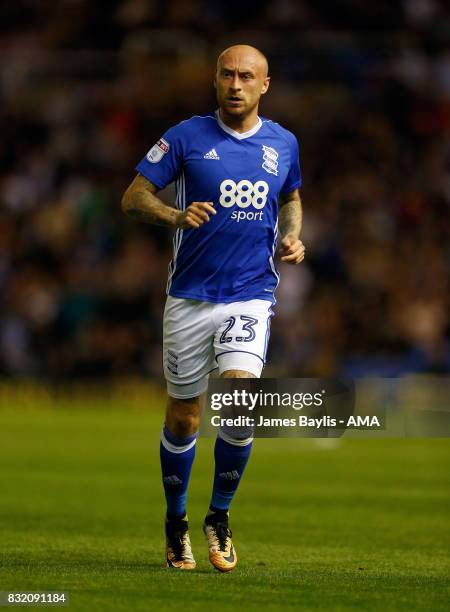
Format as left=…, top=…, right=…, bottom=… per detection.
left=122, top=44, right=304, bottom=572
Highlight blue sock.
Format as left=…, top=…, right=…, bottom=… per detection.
left=210, top=433, right=253, bottom=511
left=160, top=425, right=197, bottom=518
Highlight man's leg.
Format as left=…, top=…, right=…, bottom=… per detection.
left=203, top=369, right=256, bottom=573
left=205, top=299, right=272, bottom=572
left=161, top=394, right=202, bottom=570
left=209, top=369, right=255, bottom=512
left=161, top=395, right=201, bottom=517
left=161, top=295, right=216, bottom=569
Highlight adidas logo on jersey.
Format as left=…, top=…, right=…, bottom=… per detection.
left=219, top=470, right=240, bottom=480
left=204, top=148, right=220, bottom=160
left=163, top=475, right=183, bottom=485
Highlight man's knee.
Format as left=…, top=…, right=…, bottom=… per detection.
left=221, top=370, right=257, bottom=379
left=165, top=395, right=202, bottom=438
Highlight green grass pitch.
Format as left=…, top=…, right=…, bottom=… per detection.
left=0, top=387, right=449, bottom=611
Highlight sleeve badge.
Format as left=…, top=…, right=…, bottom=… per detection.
left=146, top=138, right=170, bottom=163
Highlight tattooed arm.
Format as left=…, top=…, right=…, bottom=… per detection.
left=121, top=174, right=216, bottom=229
left=278, top=188, right=305, bottom=264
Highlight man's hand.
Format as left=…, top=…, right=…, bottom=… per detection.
left=176, top=202, right=216, bottom=229
left=280, top=234, right=305, bottom=264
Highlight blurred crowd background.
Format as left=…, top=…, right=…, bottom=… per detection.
left=1, top=0, right=449, bottom=380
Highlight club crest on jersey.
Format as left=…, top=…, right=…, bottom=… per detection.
left=262, top=145, right=278, bottom=176
left=146, top=138, right=170, bottom=163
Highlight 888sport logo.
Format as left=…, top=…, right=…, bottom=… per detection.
left=219, top=179, right=269, bottom=222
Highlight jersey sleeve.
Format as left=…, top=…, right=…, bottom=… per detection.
left=135, top=124, right=184, bottom=190
left=280, top=133, right=302, bottom=194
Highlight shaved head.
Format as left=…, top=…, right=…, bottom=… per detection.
left=214, top=44, right=271, bottom=129
left=217, top=45, right=269, bottom=78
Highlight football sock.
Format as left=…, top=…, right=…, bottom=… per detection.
left=160, top=425, right=197, bottom=518
left=209, top=432, right=253, bottom=511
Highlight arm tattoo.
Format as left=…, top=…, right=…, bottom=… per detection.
left=122, top=176, right=179, bottom=227
left=278, top=195, right=302, bottom=238
left=126, top=190, right=178, bottom=226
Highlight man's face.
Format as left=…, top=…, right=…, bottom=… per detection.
left=214, top=48, right=270, bottom=118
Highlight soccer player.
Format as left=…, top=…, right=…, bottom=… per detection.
left=122, top=45, right=305, bottom=572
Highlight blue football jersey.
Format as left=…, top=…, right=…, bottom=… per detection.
left=136, top=111, right=301, bottom=304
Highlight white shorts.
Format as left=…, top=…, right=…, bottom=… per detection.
left=163, top=296, right=274, bottom=399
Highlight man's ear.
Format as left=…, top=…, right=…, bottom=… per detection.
left=261, top=76, right=271, bottom=95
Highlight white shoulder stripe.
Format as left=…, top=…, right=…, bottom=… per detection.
left=177, top=115, right=216, bottom=126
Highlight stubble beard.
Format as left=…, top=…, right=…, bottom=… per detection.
left=219, top=96, right=259, bottom=123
